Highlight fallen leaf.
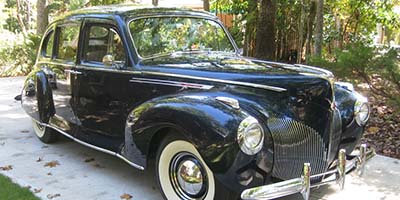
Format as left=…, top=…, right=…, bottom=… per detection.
left=47, top=172, right=52, bottom=176
left=42, top=145, right=49, bottom=149
left=37, top=157, right=43, bottom=162
left=34, top=188, right=42, bottom=193
left=44, top=161, right=60, bottom=168
left=84, top=158, right=95, bottom=163
left=0, top=165, right=13, bottom=171
left=367, top=126, right=380, bottom=134
left=47, top=194, right=61, bottom=199
left=93, top=163, right=105, bottom=168
left=20, top=130, right=29, bottom=133
left=120, top=193, right=132, bottom=200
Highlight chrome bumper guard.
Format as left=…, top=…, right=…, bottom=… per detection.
left=241, top=144, right=374, bottom=200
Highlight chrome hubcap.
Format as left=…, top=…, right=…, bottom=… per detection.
left=170, top=152, right=207, bottom=199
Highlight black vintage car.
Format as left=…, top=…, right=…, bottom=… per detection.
left=20, top=5, right=371, bottom=200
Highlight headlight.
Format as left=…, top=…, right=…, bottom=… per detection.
left=237, top=116, right=264, bottom=155
left=354, top=93, right=370, bottom=126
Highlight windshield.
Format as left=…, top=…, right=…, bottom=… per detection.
left=129, top=17, right=235, bottom=58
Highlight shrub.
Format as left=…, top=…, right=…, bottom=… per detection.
left=0, top=33, right=42, bottom=77
left=309, top=43, right=400, bottom=109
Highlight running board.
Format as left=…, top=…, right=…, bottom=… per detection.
left=33, top=119, right=145, bottom=170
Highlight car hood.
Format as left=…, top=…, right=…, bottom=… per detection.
left=138, top=52, right=334, bottom=93
left=138, top=52, right=333, bottom=78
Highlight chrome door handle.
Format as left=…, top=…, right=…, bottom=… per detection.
left=65, top=69, right=82, bottom=75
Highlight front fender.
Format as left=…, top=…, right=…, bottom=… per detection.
left=123, top=94, right=247, bottom=170
left=334, top=84, right=366, bottom=153
left=122, top=93, right=275, bottom=192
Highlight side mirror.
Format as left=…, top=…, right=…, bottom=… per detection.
left=102, top=54, right=114, bottom=66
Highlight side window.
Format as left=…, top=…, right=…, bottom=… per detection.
left=42, top=31, right=54, bottom=57
left=83, top=25, right=126, bottom=67
left=56, top=24, right=80, bottom=62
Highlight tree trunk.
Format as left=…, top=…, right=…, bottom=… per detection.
left=203, top=0, right=210, bottom=11
left=16, top=0, right=27, bottom=36
left=255, top=0, right=276, bottom=60
left=305, top=0, right=316, bottom=58
left=297, top=0, right=306, bottom=63
left=243, top=0, right=258, bottom=56
left=152, top=0, right=158, bottom=6
left=314, top=0, right=323, bottom=57
left=36, top=0, right=48, bottom=35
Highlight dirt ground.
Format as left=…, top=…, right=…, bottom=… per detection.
left=359, top=87, right=400, bottom=159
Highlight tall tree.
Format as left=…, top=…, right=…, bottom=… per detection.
left=314, top=0, right=323, bottom=56
left=305, top=0, right=317, bottom=57
left=36, top=0, right=48, bottom=35
left=255, top=0, right=276, bottom=60
left=203, top=0, right=210, bottom=11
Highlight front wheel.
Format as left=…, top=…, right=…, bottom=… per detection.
left=156, top=136, right=215, bottom=200
left=32, top=119, right=58, bottom=143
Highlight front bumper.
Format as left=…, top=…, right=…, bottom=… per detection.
left=241, top=144, right=374, bottom=200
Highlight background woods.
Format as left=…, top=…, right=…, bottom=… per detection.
left=0, top=0, right=400, bottom=157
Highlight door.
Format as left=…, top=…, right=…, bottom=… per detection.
left=73, top=20, right=132, bottom=151
left=45, top=22, right=81, bottom=135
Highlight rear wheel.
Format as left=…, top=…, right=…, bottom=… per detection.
left=31, top=119, right=58, bottom=143
left=156, top=135, right=215, bottom=200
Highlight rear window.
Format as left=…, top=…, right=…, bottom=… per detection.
left=42, top=31, right=54, bottom=57
left=56, top=24, right=80, bottom=62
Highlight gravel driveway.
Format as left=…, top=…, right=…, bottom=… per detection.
left=0, top=77, right=399, bottom=200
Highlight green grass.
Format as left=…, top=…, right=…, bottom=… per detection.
left=0, top=174, right=39, bottom=200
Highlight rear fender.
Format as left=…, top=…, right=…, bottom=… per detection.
left=21, top=70, right=55, bottom=123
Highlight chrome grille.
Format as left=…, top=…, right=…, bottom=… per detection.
left=269, top=118, right=328, bottom=180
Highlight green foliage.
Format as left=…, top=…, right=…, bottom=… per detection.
left=324, top=0, right=399, bottom=46
left=89, top=0, right=125, bottom=6
left=309, top=43, right=400, bottom=108
left=3, top=17, right=21, bottom=33
left=0, top=33, right=41, bottom=77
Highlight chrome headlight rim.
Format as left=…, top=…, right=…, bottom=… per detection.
left=237, top=116, right=264, bottom=155
left=354, top=94, right=370, bottom=126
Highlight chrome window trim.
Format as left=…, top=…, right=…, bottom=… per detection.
left=127, top=14, right=240, bottom=61
left=37, top=61, right=76, bottom=68
left=32, top=118, right=144, bottom=170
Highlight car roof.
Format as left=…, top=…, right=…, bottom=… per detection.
left=56, top=4, right=218, bottom=22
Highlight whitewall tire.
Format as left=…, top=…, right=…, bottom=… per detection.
left=31, top=119, right=58, bottom=143
left=156, top=138, right=215, bottom=200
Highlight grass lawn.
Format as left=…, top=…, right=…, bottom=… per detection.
left=0, top=174, right=39, bottom=200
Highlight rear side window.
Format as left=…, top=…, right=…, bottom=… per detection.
left=83, top=25, right=126, bottom=65
left=42, top=31, right=54, bottom=57
left=57, top=25, right=80, bottom=62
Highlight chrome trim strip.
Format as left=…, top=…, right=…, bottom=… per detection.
left=37, top=61, right=75, bottom=68
left=38, top=63, right=285, bottom=92
left=32, top=119, right=144, bottom=170
left=75, top=65, right=142, bottom=75
left=143, top=71, right=287, bottom=92
left=129, top=77, right=214, bottom=89
left=295, top=64, right=334, bottom=78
